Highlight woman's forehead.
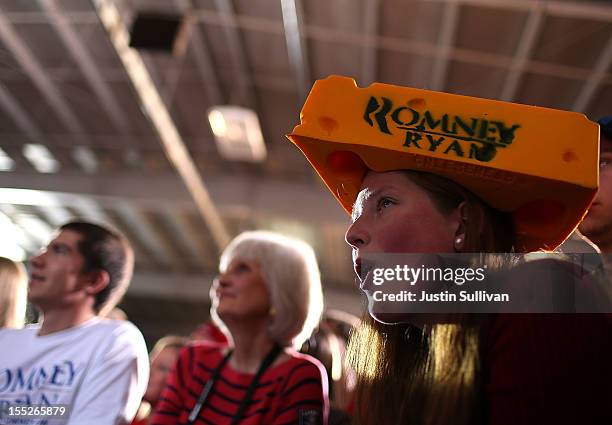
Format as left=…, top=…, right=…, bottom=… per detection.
left=361, top=170, right=410, bottom=187
left=357, top=171, right=416, bottom=199
left=221, top=255, right=258, bottom=270
left=352, top=171, right=419, bottom=218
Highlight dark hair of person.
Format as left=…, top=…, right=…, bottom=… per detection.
left=60, top=221, right=134, bottom=315
left=347, top=171, right=515, bottom=425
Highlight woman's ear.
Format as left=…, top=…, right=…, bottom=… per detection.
left=83, top=269, right=111, bottom=296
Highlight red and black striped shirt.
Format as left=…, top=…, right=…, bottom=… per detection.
left=150, top=343, right=329, bottom=425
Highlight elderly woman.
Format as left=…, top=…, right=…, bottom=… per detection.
left=288, top=76, right=611, bottom=425
left=0, top=256, right=28, bottom=329
left=151, top=231, right=328, bottom=425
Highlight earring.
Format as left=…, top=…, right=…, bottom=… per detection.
left=454, top=235, right=464, bottom=251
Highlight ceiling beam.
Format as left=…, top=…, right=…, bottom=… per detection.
left=572, top=34, right=612, bottom=112
left=33, top=204, right=74, bottom=227
left=159, top=207, right=210, bottom=265
left=4, top=9, right=607, bottom=87
left=141, top=52, right=185, bottom=109
left=430, top=0, right=459, bottom=91
left=0, top=172, right=347, bottom=225
left=0, top=81, right=44, bottom=143
left=0, top=9, right=87, bottom=136
left=429, top=0, right=612, bottom=21
left=60, top=197, right=157, bottom=267
left=281, top=0, right=311, bottom=104
left=92, top=0, right=231, bottom=253
left=39, top=0, right=130, bottom=134
left=65, top=196, right=115, bottom=228
left=361, top=0, right=380, bottom=86
left=4, top=1, right=612, bottom=24
left=111, top=203, right=174, bottom=268
left=174, top=0, right=223, bottom=105
left=0, top=205, right=44, bottom=252
left=213, top=0, right=256, bottom=107
left=500, top=2, right=544, bottom=102
left=1, top=11, right=99, bottom=24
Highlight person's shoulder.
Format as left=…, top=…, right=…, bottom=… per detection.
left=88, top=317, right=144, bottom=340
left=171, top=341, right=226, bottom=376
left=87, top=318, right=147, bottom=354
left=0, top=325, right=38, bottom=340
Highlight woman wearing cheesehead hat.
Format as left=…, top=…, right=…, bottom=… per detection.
left=287, top=76, right=611, bottom=425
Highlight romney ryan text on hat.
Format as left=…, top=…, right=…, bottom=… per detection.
left=287, top=75, right=599, bottom=252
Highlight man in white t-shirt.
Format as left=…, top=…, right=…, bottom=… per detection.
left=0, top=221, right=149, bottom=425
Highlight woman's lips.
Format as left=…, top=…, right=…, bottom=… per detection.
left=354, top=258, right=376, bottom=290
left=216, top=291, right=236, bottom=299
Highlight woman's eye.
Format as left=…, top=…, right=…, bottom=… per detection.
left=376, top=197, right=394, bottom=212
left=235, top=263, right=250, bottom=273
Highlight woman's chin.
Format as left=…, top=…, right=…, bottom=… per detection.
left=367, top=303, right=403, bottom=325
left=370, top=313, right=402, bottom=325
left=368, top=306, right=456, bottom=327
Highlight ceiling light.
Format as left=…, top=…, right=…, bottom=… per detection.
left=0, top=212, right=27, bottom=261
left=0, top=188, right=61, bottom=207
left=22, top=144, right=59, bottom=173
left=208, top=106, right=266, bottom=162
left=13, top=214, right=54, bottom=246
left=72, top=146, right=98, bottom=173
left=0, top=147, right=15, bottom=171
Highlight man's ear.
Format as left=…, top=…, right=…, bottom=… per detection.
left=83, top=270, right=110, bottom=296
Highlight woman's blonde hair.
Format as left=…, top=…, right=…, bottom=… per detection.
left=213, top=231, right=324, bottom=349
left=0, top=257, right=28, bottom=328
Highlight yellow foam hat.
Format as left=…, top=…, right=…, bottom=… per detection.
left=287, top=75, right=599, bottom=252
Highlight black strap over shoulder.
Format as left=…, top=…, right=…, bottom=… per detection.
left=186, top=349, right=232, bottom=424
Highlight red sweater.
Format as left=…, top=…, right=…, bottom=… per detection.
left=150, top=343, right=329, bottom=425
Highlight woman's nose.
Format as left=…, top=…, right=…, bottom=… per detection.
left=345, top=218, right=370, bottom=249
left=215, top=272, right=230, bottom=287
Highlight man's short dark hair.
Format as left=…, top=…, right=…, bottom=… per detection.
left=60, top=221, right=134, bottom=315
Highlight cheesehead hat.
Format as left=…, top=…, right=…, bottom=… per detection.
left=287, top=75, right=599, bottom=252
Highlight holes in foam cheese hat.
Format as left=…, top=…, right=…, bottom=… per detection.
left=562, top=150, right=578, bottom=162
left=513, top=200, right=567, bottom=248
left=326, top=150, right=368, bottom=209
left=318, top=116, right=339, bottom=136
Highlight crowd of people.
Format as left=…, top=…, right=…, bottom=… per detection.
left=0, top=78, right=610, bottom=425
